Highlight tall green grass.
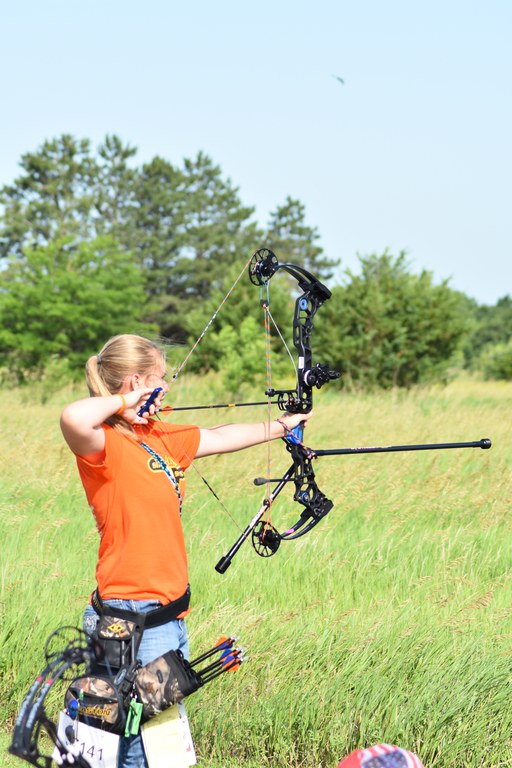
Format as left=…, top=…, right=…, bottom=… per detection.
left=1, top=377, right=510, bottom=767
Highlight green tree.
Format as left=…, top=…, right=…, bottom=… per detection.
left=478, top=339, right=512, bottom=380
left=266, top=196, right=338, bottom=280
left=157, top=152, right=262, bottom=341
left=123, top=155, right=188, bottom=338
left=316, top=251, right=469, bottom=389
left=209, top=315, right=268, bottom=394
left=171, top=153, right=258, bottom=293
left=0, top=133, right=141, bottom=262
left=178, top=259, right=298, bottom=383
left=93, top=134, right=139, bottom=240
left=463, top=295, right=512, bottom=369
left=0, top=135, right=99, bottom=260
left=0, top=135, right=339, bottom=371
left=0, top=237, right=150, bottom=381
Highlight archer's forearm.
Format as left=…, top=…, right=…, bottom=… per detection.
left=196, top=412, right=311, bottom=457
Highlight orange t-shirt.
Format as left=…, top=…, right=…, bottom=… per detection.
left=76, top=421, right=200, bottom=608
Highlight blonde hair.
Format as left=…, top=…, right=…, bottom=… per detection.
left=85, top=334, right=166, bottom=433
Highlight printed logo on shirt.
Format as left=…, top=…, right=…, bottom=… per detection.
left=147, top=455, right=185, bottom=488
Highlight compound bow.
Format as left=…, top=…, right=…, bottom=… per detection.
left=214, top=248, right=492, bottom=573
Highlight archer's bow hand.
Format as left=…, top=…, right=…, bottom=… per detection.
left=276, top=410, right=313, bottom=435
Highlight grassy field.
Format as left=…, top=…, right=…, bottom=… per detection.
left=1, top=376, right=511, bottom=767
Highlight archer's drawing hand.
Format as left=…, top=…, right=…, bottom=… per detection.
left=123, top=388, right=166, bottom=424
left=61, top=388, right=164, bottom=456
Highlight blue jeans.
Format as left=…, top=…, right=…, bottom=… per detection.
left=83, top=599, right=189, bottom=768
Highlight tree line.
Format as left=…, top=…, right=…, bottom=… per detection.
left=0, top=134, right=510, bottom=390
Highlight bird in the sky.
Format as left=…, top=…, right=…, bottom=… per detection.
left=332, top=74, right=345, bottom=85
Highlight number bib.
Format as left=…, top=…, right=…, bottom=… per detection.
left=53, top=710, right=119, bottom=768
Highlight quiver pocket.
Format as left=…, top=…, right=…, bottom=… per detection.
left=65, top=675, right=127, bottom=733
left=95, top=614, right=143, bottom=672
left=134, top=649, right=203, bottom=720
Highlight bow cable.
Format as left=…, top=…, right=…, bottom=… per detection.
left=261, top=282, right=274, bottom=542
left=258, top=278, right=302, bottom=550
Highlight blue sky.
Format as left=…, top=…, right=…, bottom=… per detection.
left=1, top=0, right=510, bottom=304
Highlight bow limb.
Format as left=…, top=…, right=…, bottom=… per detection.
left=279, top=440, right=334, bottom=540
left=215, top=447, right=332, bottom=573
left=215, top=463, right=295, bottom=573
left=10, top=627, right=97, bottom=768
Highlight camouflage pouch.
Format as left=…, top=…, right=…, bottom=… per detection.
left=64, top=674, right=126, bottom=734
left=134, top=649, right=203, bottom=721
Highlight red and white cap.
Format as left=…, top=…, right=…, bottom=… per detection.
left=338, top=743, right=424, bottom=768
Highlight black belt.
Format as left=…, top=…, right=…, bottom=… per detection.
left=91, top=585, right=191, bottom=628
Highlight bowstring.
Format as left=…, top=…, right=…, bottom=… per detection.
left=157, top=252, right=301, bottom=544
left=265, top=304, right=297, bottom=378
left=155, top=253, right=255, bottom=536
left=185, top=455, right=244, bottom=533
left=154, top=412, right=244, bottom=534
left=261, top=283, right=274, bottom=532
left=170, top=252, right=254, bottom=385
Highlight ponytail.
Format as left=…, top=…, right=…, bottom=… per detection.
left=85, top=335, right=165, bottom=434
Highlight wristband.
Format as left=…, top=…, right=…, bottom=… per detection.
left=276, top=418, right=288, bottom=436
left=116, top=394, right=126, bottom=415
